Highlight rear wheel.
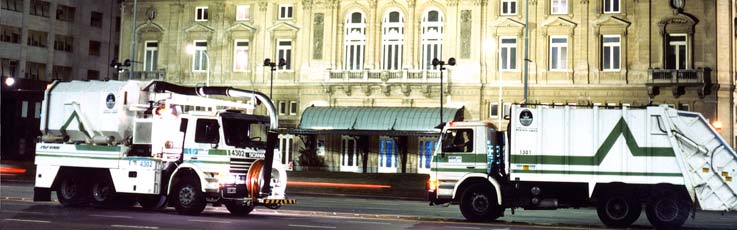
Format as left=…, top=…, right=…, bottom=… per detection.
left=459, top=183, right=503, bottom=222
left=91, top=180, right=115, bottom=207
left=224, top=200, right=255, bottom=215
left=596, top=192, right=642, bottom=228
left=173, top=179, right=207, bottom=215
left=645, top=190, right=691, bottom=230
left=57, top=176, right=88, bottom=207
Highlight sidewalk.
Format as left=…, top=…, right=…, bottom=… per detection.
left=0, top=160, right=428, bottom=201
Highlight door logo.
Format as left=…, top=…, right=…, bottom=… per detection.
left=519, top=109, right=533, bottom=126
left=105, top=93, right=116, bottom=109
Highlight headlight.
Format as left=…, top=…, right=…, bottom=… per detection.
left=217, top=173, right=238, bottom=185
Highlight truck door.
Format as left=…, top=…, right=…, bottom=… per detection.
left=440, top=128, right=479, bottom=171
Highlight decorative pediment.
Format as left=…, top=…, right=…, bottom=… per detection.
left=541, top=17, right=577, bottom=36
left=184, top=23, right=215, bottom=33
left=135, top=21, right=165, bottom=34
left=491, top=18, right=525, bottom=36
left=227, top=23, right=257, bottom=32
left=491, top=18, right=525, bottom=28
left=658, top=13, right=698, bottom=35
left=592, top=16, right=631, bottom=35
left=541, top=17, right=577, bottom=28
left=268, top=22, right=300, bottom=32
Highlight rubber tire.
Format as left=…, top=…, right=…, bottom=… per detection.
left=91, top=180, right=116, bottom=208
left=173, top=179, right=207, bottom=215
left=596, top=193, right=642, bottom=228
left=645, top=192, right=691, bottom=230
left=57, top=176, right=89, bottom=207
left=138, top=195, right=168, bottom=210
left=459, top=183, right=503, bottom=222
left=224, top=200, right=255, bottom=215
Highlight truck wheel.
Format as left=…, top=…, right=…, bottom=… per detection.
left=596, top=193, right=641, bottom=228
left=645, top=192, right=691, bottom=229
left=459, top=183, right=503, bottom=222
left=173, top=179, right=207, bottom=215
left=138, top=195, right=168, bottom=210
left=57, top=176, right=88, bottom=207
left=91, top=180, right=115, bottom=207
left=224, top=200, right=255, bottom=215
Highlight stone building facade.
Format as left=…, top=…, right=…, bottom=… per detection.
left=118, top=0, right=736, bottom=173
left=1, top=0, right=121, bottom=81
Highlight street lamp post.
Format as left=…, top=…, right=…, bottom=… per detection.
left=263, top=58, right=286, bottom=99
left=432, top=57, right=456, bottom=126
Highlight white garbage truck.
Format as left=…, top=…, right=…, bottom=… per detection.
left=33, top=80, right=294, bottom=215
left=428, top=104, right=737, bottom=229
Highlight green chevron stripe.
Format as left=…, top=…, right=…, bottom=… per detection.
left=60, top=111, right=91, bottom=139
left=208, top=149, right=228, bottom=156
left=512, top=169, right=682, bottom=177
left=511, top=118, right=675, bottom=166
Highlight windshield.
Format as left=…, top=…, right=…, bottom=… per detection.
left=222, top=117, right=268, bottom=149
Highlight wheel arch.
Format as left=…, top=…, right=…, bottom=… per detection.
left=167, top=163, right=207, bottom=194
left=452, top=174, right=502, bottom=205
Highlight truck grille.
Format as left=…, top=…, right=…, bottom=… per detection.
left=230, top=158, right=257, bottom=175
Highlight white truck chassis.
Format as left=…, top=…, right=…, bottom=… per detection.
left=428, top=104, right=736, bottom=229
left=34, top=80, right=294, bottom=215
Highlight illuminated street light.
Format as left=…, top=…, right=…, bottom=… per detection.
left=263, top=58, right=286, bottom=99
left=5, top=77, right=16, bottom=87
left=432, top=57, right=456, bottom=126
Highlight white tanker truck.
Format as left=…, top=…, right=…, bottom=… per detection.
left=429, top=104, right=737, bottom=229
left=33, top=80, right=293, bottom=215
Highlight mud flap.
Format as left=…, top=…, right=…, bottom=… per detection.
left=33, top=187, right=51, bottom=201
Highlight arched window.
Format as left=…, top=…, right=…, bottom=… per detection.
left=382, top=11, right=404, bottom=70
left=421, top=10, right=443, bottom=70
left=344, top=11, right=366, bottom=71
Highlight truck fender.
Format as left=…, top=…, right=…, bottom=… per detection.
left=452, top=173, right=502, bottom=205
left=167, top=163, right=208, bottom=194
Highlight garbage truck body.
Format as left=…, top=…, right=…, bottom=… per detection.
left=428, top=104, right=737, bottom=229
left=33, top=80, right=293, bottom=215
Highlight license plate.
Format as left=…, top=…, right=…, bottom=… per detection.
left=227, top=188, right=236, bottom=193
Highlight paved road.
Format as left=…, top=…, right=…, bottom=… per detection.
left=2, top=183, right=736, bottom=230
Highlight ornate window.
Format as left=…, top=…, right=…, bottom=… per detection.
left=500, top=37, right=517, bottom=71
left=551, top=0, right=567, bottom=15
left=236, top=5, right=250, bottom=21
left=382, top=11, right=404, bottom=70
left=144, top=41, right=158, bottom=71
left=278, top=5, right=293, bottom=20
left=276, top=40, right=292, bottom=70
left=192, top=40, right=207, bottom=72
left=666, top=34, right=687, bottom=69
left=195, top=6, right=208, bottom=21
left=603, top=0, right=620, bottom=13
left=344, top=11, right=366, bottom=71
left=501, top=0, right=517, bottom=15
left=601, top=35, right=620, bottom=71
left=421, top=10, right=444, bottom=70
left=233, top=40, right=248, bottom=72
left=549, top=36, right=568, bottom=71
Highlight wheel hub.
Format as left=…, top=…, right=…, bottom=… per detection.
left=654, top=198, right=679, bottom=222
left=179, top=186, right=195, bottom=207
left=605, top=197, right=629, bottom=220
left=471, top=192, right=489, bottom=213
left=93, top=182, right=111, bottom=202
left=61, top=180, right=78, bottom=199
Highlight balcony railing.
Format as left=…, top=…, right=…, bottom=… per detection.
left=328, top=69, right=443, bottom=82
left=647, top=68, right=707, bottom=86
left=121, top=70, right=166, bottom=81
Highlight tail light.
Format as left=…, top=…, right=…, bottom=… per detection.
left=427, top=179, right=438, bottom=192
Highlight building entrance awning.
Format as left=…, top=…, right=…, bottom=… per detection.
left=289, top=106, right=464, bottom=136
